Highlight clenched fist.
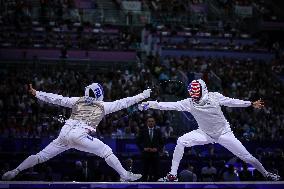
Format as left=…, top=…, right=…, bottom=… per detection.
left=28, top=84, right=36, bottom=96
left=252, top=99, right=264, bottom=109
left=142, top=89, right=152, bottom=98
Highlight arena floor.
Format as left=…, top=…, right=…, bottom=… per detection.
left=0, top=181, right=284, bottom=189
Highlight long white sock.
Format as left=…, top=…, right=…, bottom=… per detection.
left=170, top=144, right=185, bottom=175
left=249, top=157, right=268, bottom=177
left=16, top=155, right=40, bottom=172
left=105, top=154, right=128, bottom=178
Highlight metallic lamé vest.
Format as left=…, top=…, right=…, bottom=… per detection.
left=70, top=97, right=104, bottom=129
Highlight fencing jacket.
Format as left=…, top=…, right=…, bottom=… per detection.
left=36, top=91, right=147, bottom=131
left=147, top=80, right=251, bottom=138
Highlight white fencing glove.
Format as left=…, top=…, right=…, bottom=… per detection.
left=142, top=89, right=151, bottom=98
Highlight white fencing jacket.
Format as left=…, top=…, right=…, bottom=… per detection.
left=147, top=80, right=252, bottom=138
left=36, top=91, right=148, bottom=131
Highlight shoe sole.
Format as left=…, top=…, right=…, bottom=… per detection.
left=120, top=174, right=142, bottom=182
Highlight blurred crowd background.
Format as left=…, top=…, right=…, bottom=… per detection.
left=0, top=0, right=283, bottom=182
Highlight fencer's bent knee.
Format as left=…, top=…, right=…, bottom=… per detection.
left=101, top=145, right=113, bottom=159
left=177, top=136, right=188, bottom=147
left=177, top=137, right=183, bottom=145
left=27, top=154, right=42, bottom=164
left=35, top=152, right=49, bottom=163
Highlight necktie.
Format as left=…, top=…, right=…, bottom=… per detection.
left=149, top=129, right=153, bottom=140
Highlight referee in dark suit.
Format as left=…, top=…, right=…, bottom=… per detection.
left=137, top=116, right=164, bottom=181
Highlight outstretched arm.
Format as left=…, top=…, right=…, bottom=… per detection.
left=103, top=89, right=151, bottom=115
left=215, top=92, right=264, bottom=108
left=29, top=84, right=79, bottom=108
left=141, top=99, right=190, bottom=112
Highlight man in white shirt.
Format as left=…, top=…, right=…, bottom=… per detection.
left=2, top=83, right=151, bottom=182
left=141, top=79, right=280, bottom=181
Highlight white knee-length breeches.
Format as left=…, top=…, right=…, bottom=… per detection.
left=170, top=129, right=268, bottom=176
left=36, top=121, right=112, bottom=164
left=15, top=120, right=128, bottom=178
left=177, top=129, right=255, bottom=163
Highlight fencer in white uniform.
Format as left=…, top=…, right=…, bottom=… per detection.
left=2, top=83, right=151, bottom=182
left=141, top=79, right=280, bottom=181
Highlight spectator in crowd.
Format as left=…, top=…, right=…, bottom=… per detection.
left=178, top=163, right=197, bottom=182
left=71, top=160, right=85, bottom=181
left=125, top=158, right=134, bottom=172
left=91, top=160, right=104, bottom=182
left=201, top=160, right=217, bottom=181
left=201, top=144, right=217, bottom=158
left=239, top=162, right=253, bottom=181
left=216, top=160, right=228, bottom=181
left=222, top=164, right=240, bottom=181
left=160, top=120, right=174, bottom=138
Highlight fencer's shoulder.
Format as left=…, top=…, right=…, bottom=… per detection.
left=208, top=92, right=224, bottom=103
left=209, top=92, right=223, bottom=97
left=180, top=98, right=191, bottom=102
left=96, top=100, right=104, bottom=104
left=179, top=98, right=192, bottom=104
left=74, top=96, right=84, bottom=103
